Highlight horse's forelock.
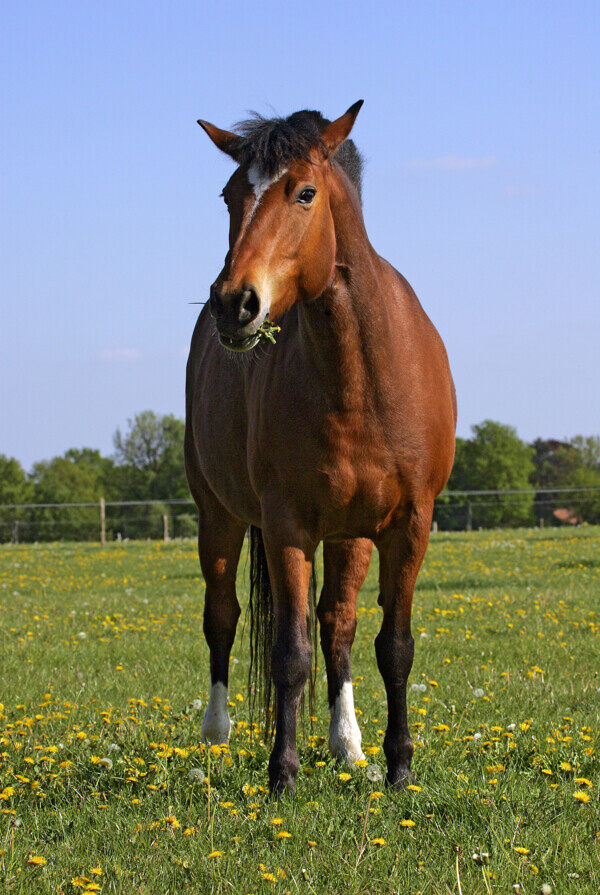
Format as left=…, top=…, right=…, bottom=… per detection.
left=233, top=110, right=363, bottom=202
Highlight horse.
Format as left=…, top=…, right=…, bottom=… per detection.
left=185, top=102, right=456, bottom=794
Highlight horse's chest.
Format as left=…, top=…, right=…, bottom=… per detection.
left=261, top=405, right=404, bottom=537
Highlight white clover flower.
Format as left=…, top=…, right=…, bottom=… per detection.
left=98, top=757, right=113, bottom=770
left=473, top=688, right=484, bottom=698
left=420, top=632, right=427, bottom=638
left=507, top=723, right=516, bottom=731
left=107, top=743, right=120, bottom=753
left=77, top=632, right=87, bottom=639
left=540, top=885, right=552, bottom=895
left=366, top=764, right=383, bottom=782
left=188, top=767, right=205, bottom=783
left=473, top=732, right=482, bottom=741
left=418, top=683, right=427, bottom=693
left=411, top=683, right=420, bottom=692
left=191, top=698, right=203, bottom=711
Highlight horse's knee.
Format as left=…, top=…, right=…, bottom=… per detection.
left=375, top=627, right=414, bottom=682
left=272, top=630, right=311, bottom=694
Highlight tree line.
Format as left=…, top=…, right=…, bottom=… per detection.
left=1, top=414, right=599, bottom=541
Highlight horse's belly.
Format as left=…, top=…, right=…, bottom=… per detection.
left=315, top=458, right=405, bottom=541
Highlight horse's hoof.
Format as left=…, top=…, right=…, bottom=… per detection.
left=385, top=767, right=415, bottom=790
left=268, top=773, right=296, bottom=798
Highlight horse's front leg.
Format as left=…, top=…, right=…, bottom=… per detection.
left=262, top=513, right=316, bottom=795
left=375, top=501, right=433, bottom=787
left=317, top=538, right=372, bottom=765
left=197, top=494, right=246, bottom=744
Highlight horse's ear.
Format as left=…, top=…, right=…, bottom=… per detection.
left=321, top=100, right=364, bottom=156
left=197, top=119, right=242, bottom=161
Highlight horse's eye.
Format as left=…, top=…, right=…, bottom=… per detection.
left=296, top=187, right=316, bottom=205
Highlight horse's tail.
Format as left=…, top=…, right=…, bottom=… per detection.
left=248, top=524, right=317, bottom=741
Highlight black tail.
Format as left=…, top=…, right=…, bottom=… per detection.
left=248, top=525, right=317, bottom=741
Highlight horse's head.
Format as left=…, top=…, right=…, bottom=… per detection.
left=198, top=102, right=363, bottom=352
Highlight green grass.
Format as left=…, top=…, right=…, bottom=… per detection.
left=1, top=527, right=599, bottom=894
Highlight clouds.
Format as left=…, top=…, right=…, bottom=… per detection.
left=407, top=155, right=499, bottom=171
left=98, top=348, right=141, bottom=362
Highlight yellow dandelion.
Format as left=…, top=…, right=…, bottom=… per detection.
left=207, top=850, right=223, bottom=858
left=308, top=840, right=316, bottom=847
left=573, top=790, right=590, bottom=803
left=574, top=777, right=592, bottom=787
left=90, top=867, right=102, bottom=875
left=371, top=837, right=386, bottom=845
left=262, top=872, right=276, bottom=881
left=27, top=855, right=47, bottom=866
left=514, top=846, right=530, bottom=855
left=407, top=784, right=421, bottom=791
left=560, top=761, right=572, bottom=771
left=338, top=772, right=351, bottom=782
left=354, top=759, right=367, bottom=768
left=400, top=819, right=415, bottom=827
left=276, top=831, right=292, bottom=839
left=271, top=817, right=283, bottom=825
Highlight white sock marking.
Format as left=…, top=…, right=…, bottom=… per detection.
left=329, top=681, right=364, bottom=764
left=201, top=682, right=231, bottom=744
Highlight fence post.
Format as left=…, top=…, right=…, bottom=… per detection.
left=12, top=519, right=19, bottom=544
left=466, top=499, right=473, bottom=532
left=100, top=497, right=106, bottom=547
left=163, top=514, right=169, bottom=543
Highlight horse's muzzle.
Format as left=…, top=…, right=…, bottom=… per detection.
left=210, top=284, right=266, bottom=352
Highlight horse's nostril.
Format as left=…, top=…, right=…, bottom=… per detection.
left=209, top=286, right=223, bottom=318
left=238, top=287, right=260, bottom=324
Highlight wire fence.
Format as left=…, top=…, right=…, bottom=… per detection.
left=1, top=486, right=600, bottom=543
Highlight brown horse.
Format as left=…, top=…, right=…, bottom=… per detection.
left=185, top=102, right=456, bottom=794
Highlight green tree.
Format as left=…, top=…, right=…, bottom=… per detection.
left=445, top=421, right=535, bottom=528
left=531, top=436, right=600, bottom=524
left=0, top=455, right=32, bottom=504
left=27, top=451, right=107, bottom=541
left=0, top=455, right=33, bottom=542
left=112, top=411, right=190, bottom=537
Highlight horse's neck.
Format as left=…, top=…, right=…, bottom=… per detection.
left=298, top=177, right=394, bottom=410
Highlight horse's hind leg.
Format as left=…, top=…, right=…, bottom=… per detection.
left=317, top=539, right=372, bottom=765
left=197, top=492, right=246, bottom=744
left=375, top=500, right=433, bottom=787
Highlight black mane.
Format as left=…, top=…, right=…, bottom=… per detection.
left=233, top=110, right=364, bottom=202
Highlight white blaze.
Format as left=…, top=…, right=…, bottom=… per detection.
left=201, top=682, right=231, bottom=744
left=329, top=681, right=364, bottom=765
left=247, top=164, right=287, bottom=221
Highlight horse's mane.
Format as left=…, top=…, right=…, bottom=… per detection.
left=233, top=110, right=364, bottom=203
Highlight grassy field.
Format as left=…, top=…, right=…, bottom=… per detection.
left=1, top=528, right=599, bottom=894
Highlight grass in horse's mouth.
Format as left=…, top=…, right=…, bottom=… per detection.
left=256, top=319, right=281, bottom=344
left=219, top=321, right=281, bottom=352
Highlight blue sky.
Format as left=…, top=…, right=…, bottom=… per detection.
left=2, top=0, right=599, bottom=468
